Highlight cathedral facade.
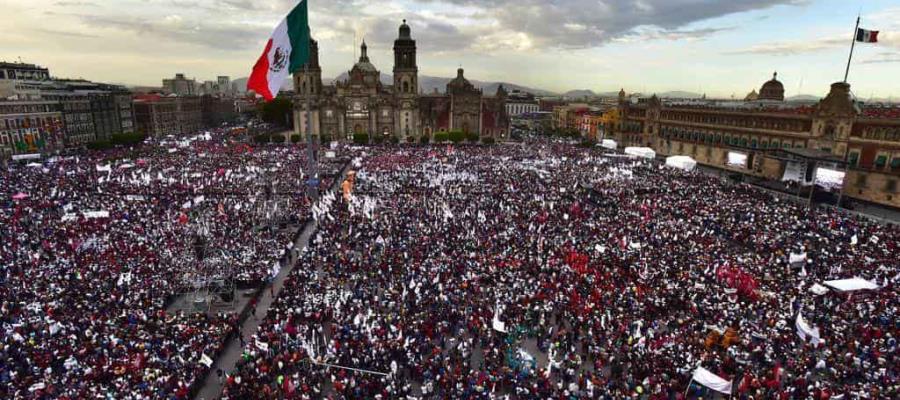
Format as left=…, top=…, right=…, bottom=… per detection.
left=292, top=21, right=508, bottom=142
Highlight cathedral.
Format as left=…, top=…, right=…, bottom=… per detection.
left=292, top=20, right=509, bottom=142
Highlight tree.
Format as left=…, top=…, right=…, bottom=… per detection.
left=270, top=134, right=286, bottom=143
left=320, top=134, right=332, bottom=144
left=420, top=135, right=430, bottom=144
left=353, top=133, right=369, bottom=145
left=482, top=137, right=495, bottom=145
left=258, top=97, right=293, bottom=128
left=448, top=130, right=465, bottom=143
left=466, top=132, right=479, bottom=142
left=433, top=132, right=449, bottom=143
left=291, top=134, right=301, bottom=143
left=253, top=134, right=270, bottom=143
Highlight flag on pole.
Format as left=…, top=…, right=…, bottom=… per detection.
left=855, top=28, right=879, bottom=43
left=247, top=0, right=311, bottom=101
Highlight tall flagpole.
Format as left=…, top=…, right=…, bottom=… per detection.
left=843, top=15, right=860, bottom=83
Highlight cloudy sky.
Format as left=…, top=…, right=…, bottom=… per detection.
left=3, top=0, right=899, bottom=98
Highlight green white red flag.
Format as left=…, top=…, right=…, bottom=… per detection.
left=855, top=28, right=879, bottom=43
left=247, top=0, right=310, bottom=101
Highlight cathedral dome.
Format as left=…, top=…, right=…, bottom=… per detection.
left=758, top=72, right=784, bottom=101
left=399, top=19, right=411, bottom=39
left=352, top=40, right=378, bottom=73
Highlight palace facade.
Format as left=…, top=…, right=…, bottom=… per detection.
left=292, top=21, right=508, bottom=142
left=610, top=75, right=900, bottom=209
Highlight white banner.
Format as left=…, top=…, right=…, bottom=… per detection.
left=200, top=354, right=214, bottom=367
left=789, top=252, right=807, bottom=264
left=796, top=313, right=821, bottom=346
left=692, top=366, right=733, bottom=395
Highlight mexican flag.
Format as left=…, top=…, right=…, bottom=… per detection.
left=247, top=0, right=310, bottom=101
left=855, top=28, right=879, bottom=43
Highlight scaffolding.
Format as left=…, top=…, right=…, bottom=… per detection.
left=180, top=214, right=237, bottom=312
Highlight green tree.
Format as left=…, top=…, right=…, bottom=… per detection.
left=291, top=134, right=301, bottom=143
left=466, top=132, right=479, bottom=142
left=448, top=130, right=465, bottom=143
left=433, top=132, right=449, bottom=143
left=270, top=134, right=286, bottom=143
left=258, top=97, right=294, bottom=128
left=481, top=137, right=495, bottom=145
left=353, top=133, right=369, bottom=145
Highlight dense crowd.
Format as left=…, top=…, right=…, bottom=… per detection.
left=224, top=142, right=897, bottom=399
left=1, top=129, right=344, bottom=399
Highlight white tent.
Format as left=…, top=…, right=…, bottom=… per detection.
left=600, top=139, right=617, bottom=149
left=691, top=366, right=733, bottom=394
left=823, top=277, right=879, bottom=292
left=665, top=155, right=697, bottom=171
left=624, top=147, right=656, bottom=159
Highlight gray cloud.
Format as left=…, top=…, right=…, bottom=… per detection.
left=53, top=1, right=98, bottom=6
left=36, top=28, right=99, bottom=38
left=618, top=26, right=735, bottom=43
left=415, top=0, right=804, bottom=49
left=725, top=37, right=846, bottom=55
left=77, top=14, right=262, bottom=50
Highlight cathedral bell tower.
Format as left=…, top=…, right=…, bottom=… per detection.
left=393, top=19, right=419, bottom=139
left=294, top=38, right=322, bottom=139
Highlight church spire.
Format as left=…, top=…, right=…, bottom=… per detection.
left=360, top=40, right=369, bottom=62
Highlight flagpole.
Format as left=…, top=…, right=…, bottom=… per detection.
left=843, top=15, right=860, bottom=83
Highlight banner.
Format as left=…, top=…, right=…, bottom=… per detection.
left=788, top=252, right=807, bottom=264
left=795, top=313, right=821, bottom=346
left=692, top=366, right=733, bottom=394
left=782, top=161, right=808, bottom=184
left=200, top=354, right=214, bottom=367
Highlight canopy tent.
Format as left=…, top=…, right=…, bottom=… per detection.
left=624, top=147, right=656, bottom=159
left=823, top=277, right=879, bottom=292
left=665, top=155, right=697, bottom=171
left=600, top=139, right=617, bottom=150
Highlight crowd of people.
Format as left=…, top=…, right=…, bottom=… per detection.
left=1, top=128, right=344, bottom=399
left=223, top=142, right=897, bottom=399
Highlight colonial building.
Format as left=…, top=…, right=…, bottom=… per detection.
left=0, top=100, right=63, bottom=158
left=293, top=20, right=508, bottom=142
left=506, top=90, right=540, bottom=117
left=163, top=73, right=198, bottom=96
left=611, top=75, right=900, bottom=208
left=133, top=94, right=202, bottom=137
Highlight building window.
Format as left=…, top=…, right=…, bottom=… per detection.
left=848, top=152, right=859, bottom=166
left=874, top=154, right=887, bottom=168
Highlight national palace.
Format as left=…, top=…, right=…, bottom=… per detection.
left=607, top=75, right=900, bottom=209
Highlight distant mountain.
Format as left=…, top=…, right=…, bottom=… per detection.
left=561, top=89, right=597, bottom=99
left=657, top=91, right=703, bottom=99
left=331, top=72, right=556, bottom=96
left=786, top=94, right=820, bottom=102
